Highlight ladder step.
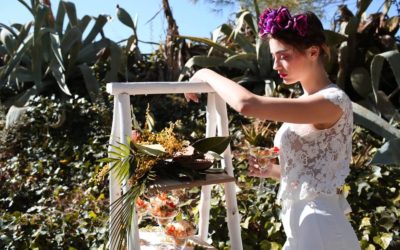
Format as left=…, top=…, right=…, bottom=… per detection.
left=139, top=231, right=216, bottom=249
left=149, top=172, right=235, bottom=192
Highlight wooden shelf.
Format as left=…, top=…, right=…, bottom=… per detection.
left=149, top=171, right=235, bottom=192
left=139, top=231, right=216, bottom=249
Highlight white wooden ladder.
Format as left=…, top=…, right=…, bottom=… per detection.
left=106, top=82, right=243, bottom=250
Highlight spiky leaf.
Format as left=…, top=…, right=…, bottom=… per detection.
left=61, top=0, right=78, bottom=26
left=78, top=63, right=101, bottom=102
left=370, top=50, right=400, bottom=104
left=83, top=15, right=109, bottom=45
left=178, top=35, right=235, bottom=55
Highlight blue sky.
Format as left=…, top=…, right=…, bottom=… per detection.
left=0, top=0, right=397, bottom=53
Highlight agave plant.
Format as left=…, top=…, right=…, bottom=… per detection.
left=0, top=0, right=123, bottom=109
left=177, top=8, right=276, bottom=94
left=330, top=0, right=400, bottom=121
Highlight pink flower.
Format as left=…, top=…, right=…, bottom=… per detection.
left=258, top=6, right=308, bottom=38
left=293, top=14, right=308, bottom=37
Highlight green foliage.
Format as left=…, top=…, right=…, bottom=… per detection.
left=0, top=95, right=111, bottom=249
left=178, top=9, right=274, bottom=95
left=331, top=2, right=400, bottom=122
left=0, top=1, right=399, bottom=249
left=0, top=0, right=124, bottom=107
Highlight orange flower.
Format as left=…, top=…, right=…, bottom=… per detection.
left=166, top=224, right=176, bottom=235
left=131, top=130, right=142, bottom=143
left=136, top=197, right=145, bottom=207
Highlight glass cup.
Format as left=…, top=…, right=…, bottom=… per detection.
left=165, top=221, right=196, bottom=250
left=149, top=193, right=180, bottom=243
left=135, top=197, right=150, bottom=225
left=249, top=146, right=279, bottom=194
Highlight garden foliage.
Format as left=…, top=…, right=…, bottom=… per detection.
left=0, top=0, right=399, bottom=249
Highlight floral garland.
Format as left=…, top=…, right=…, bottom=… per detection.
left=258, top=6, right=308, bottom=38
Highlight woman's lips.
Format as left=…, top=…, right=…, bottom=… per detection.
left=279, top=73, right=288, bottom=78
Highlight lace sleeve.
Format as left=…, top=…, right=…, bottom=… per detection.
left=319, top=88, right=351, bottom=114
left=276, top=86, right=353, bottom=202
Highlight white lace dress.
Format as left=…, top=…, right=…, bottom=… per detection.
left=273, top=84, right=360, bottom=250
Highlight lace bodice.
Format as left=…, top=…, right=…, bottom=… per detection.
left=274, top=84, right=353, bottom=202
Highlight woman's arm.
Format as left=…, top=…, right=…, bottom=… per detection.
left=188, top=68, right=342, bottom=125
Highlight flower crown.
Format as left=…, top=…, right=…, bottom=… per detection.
left=258, top=6, right=308, bottom=38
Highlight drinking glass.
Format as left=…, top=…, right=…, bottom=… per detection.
left=165, top=220, right=196, bottom=250
left=249, top=146, right=279, bottom=194
left=149, top=193, right=180, bottom=244
left=135, top=197, right=150, bottom=225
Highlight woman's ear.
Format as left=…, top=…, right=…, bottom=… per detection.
left=307, top=46, right=320, bottom=60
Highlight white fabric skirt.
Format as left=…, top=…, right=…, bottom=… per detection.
left=280, top=194, right=360, bottom=250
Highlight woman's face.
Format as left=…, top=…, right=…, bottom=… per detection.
left=269, top=38, right=313, bottom=85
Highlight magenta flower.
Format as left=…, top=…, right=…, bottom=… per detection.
left=275, top=7, right=292, bottom=30
left=292, top=14, right=308, bottom=37
left=258, top=6, right=308, bottom=38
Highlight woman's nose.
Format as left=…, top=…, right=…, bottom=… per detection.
left=273, top=58, right=281, bottom=71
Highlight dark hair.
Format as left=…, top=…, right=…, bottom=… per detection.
left=264, top=10, right=329, bottom=58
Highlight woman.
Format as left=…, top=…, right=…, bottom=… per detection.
left=185, top=6, right=360, bottom=250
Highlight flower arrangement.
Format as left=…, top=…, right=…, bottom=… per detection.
left=99, top=107, right=231, bottom=249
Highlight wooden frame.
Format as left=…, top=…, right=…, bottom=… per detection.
left=106, top=82, right=243, bottom=250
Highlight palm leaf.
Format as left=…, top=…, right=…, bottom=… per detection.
left=134, top=143, right=165, bottom=157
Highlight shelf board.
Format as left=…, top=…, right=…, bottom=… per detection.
left=148, top=171, right=235, bottom=192
left=139, top=231, right=216, bottom=249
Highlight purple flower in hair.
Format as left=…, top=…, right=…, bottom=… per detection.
left=258, top=6, right=308, bottom=38
left=293, top=14, right=308, bottom=37
left=275, top=7, right=293, bottom=30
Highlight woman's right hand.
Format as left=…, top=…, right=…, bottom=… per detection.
left=247, top=155, right=274, bottom=178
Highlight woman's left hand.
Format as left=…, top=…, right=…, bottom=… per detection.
left=184, top=92, right=199, bottom=103
left=247, top=155, right=274, bottom=178
left=184, top=70, right=205, bottom=103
